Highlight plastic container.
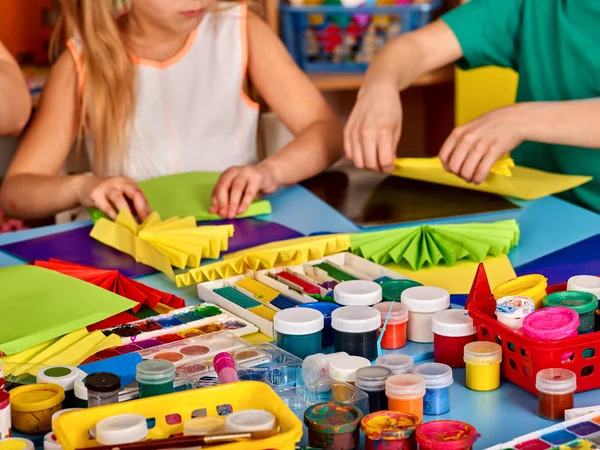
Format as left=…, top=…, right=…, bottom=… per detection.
left=184, top=416, right=226, bottom=436
left=328, top=355, right=371, bottom=385
left=9, top=383, right=65, bottom=434
left=495, top=296, right=535, bottom=330
left=381, top=279, right=423, bottom=302
left=84, top=372, right=120, bottom=407
left=274, top=308, right=324, bottom=359
left=567, top=275, right=600, bottom=299
left=298, top=302, right=340, bottom=347
left=136, top=360, right=176, bottom=398
left=302, top=378, right=370, bottom=416
left=522, top=307, right=580, bottom=340
left=416, top=420, right=479, bottom=450
left=463, top=342, right=502, bottom=392
left=373, top=302, right=409, bottom=349
left=385, top=374, right=426, bottom=421
left=414, top=363, right=453, bottom=416
left=332, top=306, right=381, bottom=361
left=334, top=280, right=382, bottom=306
left=431, top=309, right=476, bottom=368
left=43, top=432, right=62, bottom=450
left=402, top=287, right=450, bottom=343
left=225, top=410, right=277, bottom=432
left=543, top=291, right=598, bottom=334
left=96, top=414, right=148, bottom=445
left=0, top=438, right=34, bottom=450
left=0, top=388, right=11, bottom=440
left=375, top=354, right=414, bottom=375
left=361, top=411, right=420, bottom=450
left=36, top=366, right=80, bottom=409
left=73, top=375, right=87, bottom=408
left=355, top=366, right=392, bottom=413
left=302, top=352, right=349, bottom=385
left=304, top=402, right=362, bottom=450
left=51, top=409, right=82, bottom=431
left=213, top=352, right=239, bottom=384
left=493, top=274, right=548, bottom=310
left=536, top=368, right=577, bottom=421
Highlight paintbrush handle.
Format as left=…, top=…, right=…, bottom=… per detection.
left=77, top=432, right=254, bottom=450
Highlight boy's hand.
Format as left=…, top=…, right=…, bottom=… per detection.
left=78, top=175, right=151, bottom=221
left=439, top=105, right=526, bottom=184
left=344, top=80, right=402, bottom=173
left=210, top=163, right=279, bottom=219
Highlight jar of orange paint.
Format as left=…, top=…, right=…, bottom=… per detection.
left=373, top=302, right=409, bottom=349
left=385, top=374, right=426, bottom=421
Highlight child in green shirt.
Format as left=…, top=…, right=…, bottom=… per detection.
left=346, top=0, right=600, bottom=212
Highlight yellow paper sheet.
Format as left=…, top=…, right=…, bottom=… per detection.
left=386, top=254, right=516, bottom=295
left=393, top=159, right=591, bottom=200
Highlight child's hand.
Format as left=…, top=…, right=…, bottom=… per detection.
left=439, top=105, right=525, bottom=184
left=210, top=163, right=279, bottom=219
left=78, top=175, right=151, bottom=221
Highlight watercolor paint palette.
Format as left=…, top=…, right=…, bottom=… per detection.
left=488, top=411, right=600, bottom=450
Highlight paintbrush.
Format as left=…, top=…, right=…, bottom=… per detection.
left=77, top=430, right=279, bottom=450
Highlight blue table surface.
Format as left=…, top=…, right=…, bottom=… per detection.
left=3, top=185, right=600, bottom=449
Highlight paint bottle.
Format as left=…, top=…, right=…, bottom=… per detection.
left=536, top=368, right=577, bottom=421
left=274, top=308, right=324, bottom=359
left=401, top=287, right=450, bottom=343
left=493, top=274, right=547, bottom=310
left=375, top=354, right=414, bottom=375
left=298, top=302, right=341, bottom=347
left=355, top=366, right=392, bottom=413
left=361, top=411, right=420, bottom=450
left=0, top=388, right=11, bottom=440
left=213, top=352, right=239, bottom=384
left=495, top=296, right=535, bottom=330
left=414, top=363, right=453, bottom=415
left=416, top=420, right=479, bottom=450
left=463, top=341, right=502, bottom=392
left=43, top=432, right=62, bottom=450
left=567, top=275, right=600, bottom=299
left=543, top=291, right=598, bottom=334
left=334, top=280, right=383, bottom=306
left=84, top=372, right=121, bottom=407
left=96, top=414, right=149, bottom=445
left=385, top=374, right=426, bottom=421
left=431, top=309, right=476, bottom=368
left=304, top=402, right=363, bottom=450
left=522, top=307, right=580, bottom=340
left=328, top=355, right=371, bottom=398
left=225, top=410, right=277, bottom=432
left=136, top=360, right=176, bottom=398
left=332, top=306, right=381, bottom=360
left=303, top=352, right=349, bottom=386
left=36, top=365, right=81, bottom=409
left=380, top=279, right=423, bottom=302
left=0, top=438, right=35, bottom=450
left=373, top=302, right=409, bottom=349
left=9, top=383, right=65, bottom=434
left=73, top=375, right=88, bottom=408
left=184, top=416, right=226, bottom=436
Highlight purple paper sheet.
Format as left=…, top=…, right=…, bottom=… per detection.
left=0, top=218, right=303, bottom=278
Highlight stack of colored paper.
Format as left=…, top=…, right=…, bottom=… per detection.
left=351, top=220, right=520, bottom=271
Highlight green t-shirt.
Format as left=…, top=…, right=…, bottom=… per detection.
left=442, top=0, right=600, bottom=212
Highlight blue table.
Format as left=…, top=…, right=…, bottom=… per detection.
left=2, top=186, right=600, bottom=448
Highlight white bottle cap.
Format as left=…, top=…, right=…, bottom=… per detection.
left=328, top=355, right=371, bottom=383
left=37, top=366, right=80, bottom=391
left=414, top=363, right=453, bottom=389
left=401, top=286, right=450, bottom=313
left=52, top=408, right=82, bottom=432
left=302, top=352, right=349, bottom=385
left=431, top=309, right=475, bottom=337
left=96, top=414, right=149, bottom=446
left=274, top=308, right=324, bottom=335
left=536, top=368, right=577, bottom=395
left=0, top=438, right=35, bottom=450
left=334, top=280, right=382, bottom=306
left=331, top=306, right=381, bottom=333
left=74, top=374, right=88, bottom=401
left=568, top=275, right=600, bottom=299
left=225, top=410, right=277, bottom=433
left=184, top=416, right=226, bottom=436
left=375, top=354, right=415, bottom=375
left=43, top=432, right=63, bottom=450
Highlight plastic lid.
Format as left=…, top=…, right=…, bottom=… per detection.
left=297, top=302, right=340, bottom=319
left=302, top=352, right=349, bottom=385
left=43, top=432, right=62, bottom=450
left=36, top=366, right=80, bottom=391
left=304, top=402, right=362, bottom=435
left=401, top=286, right=450, bottom=313
left=52, top=408, right=82, bottom=431
left=543, top=291, right=598, bottom=315
left=74, top=374, right=88, bottom=400
left=213, top=352, right=237, bottom=373
left=331, top=306, right=381, bottom=333
left=355, top=366, right=392, bottom=391
left=381, top=279, right=423, bottom=302
left=9, top=383, right=65, bottom=413
left=361, top=411, right=420, bottom=440
left=385, top=374, right=426, bottom=398
left=334, top=280, right=382, bottom=306
left=414, top=363, right=453, bottom=389
left=495, top=296, right=535, bottom=318
left=274, top=308, right=324, bottom=335
left=136, top=360, right=176, bottom=384
left=416, top=420, right=479, bottom=450
left=85, top=372, right=121, bottom=393
left=536, top=368, right=577, bottom=395
left=431, top=309, right=475, bottom=337
left=568, top=275, right=600, bottom=298
left=0, top=438, right=35, bottom=450
left=522, top=307, right=580, bottom=340
left=463, top=342, right=502, bottom=364
left=184, top=417, right=226, bottom=436
left=375, top=354, right=415, bottom=375
left=493, top=275, right=547, bottom=301
left=373, top=302, right=409, bottom=325
left=328, top=355, right=371, bottom=383
left=225, top=410, right=277, bottom=433
left=96, top=414, right=148, bottom=445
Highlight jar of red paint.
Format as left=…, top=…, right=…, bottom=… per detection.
left=431, top=310, right=476, bottom=368
left=373, top=302, right=409, bottom=349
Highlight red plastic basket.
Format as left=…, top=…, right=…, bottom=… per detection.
left=465, top=265, right=600, bottom=395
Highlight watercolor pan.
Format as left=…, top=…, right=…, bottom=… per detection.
left=231, top=278, right=302, bottom=312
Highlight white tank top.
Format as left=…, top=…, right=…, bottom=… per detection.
left=67, top=3, right=259, bottom=181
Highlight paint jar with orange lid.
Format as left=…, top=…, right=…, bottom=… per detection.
left=304, top=402, right=363, bottom=450
left=416, top=420, right=479, bottom=450
left=9, top=384, right=64, bottom=434
left=361, top=410, right=420, bottom=450
left=385, top=374, right=426, bottom=421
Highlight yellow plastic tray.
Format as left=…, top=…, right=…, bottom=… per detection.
left=53, top=381, right=302, bottom=450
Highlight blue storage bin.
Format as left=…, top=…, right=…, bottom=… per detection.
left=280, top=0, right=442, bottom=72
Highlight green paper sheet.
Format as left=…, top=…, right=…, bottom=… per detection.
left=351, top=220, right=520, bottom=271
left=0, top=266, right=137, bottom=356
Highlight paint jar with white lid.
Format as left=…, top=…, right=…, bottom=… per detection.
left=328, top=355, right=371, bottom=385
left=43, top=432, right=62, bottom=450
left=274, top=308, right=324, bottom=360
left=568, top=275, right=600, bottom=299
left=73, top=375, right=88, bottom=408
left=36, top=366, right=81, bottom=409
left=302, top=352, right=349, bottom=386
left=225, top=410, right=277, bottom=433
left=332, top=306, right=381, bottom=360
left=402, top=286, right=450, bottom=343
left=184, top=416, right=226, bottom=436
left=96, top=414, right=148, bottom=446
left=375, top=354, right=415, bottom=375
left=334, top=280, right=382, bottom=306
left=495, top=296, right=535, bottom=330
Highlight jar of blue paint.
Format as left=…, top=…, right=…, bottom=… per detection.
left=274, top=308, right=324, bottom=360
left=414, top=363, right=453, bottom=415
left=298, top=302, right=340, bottom=347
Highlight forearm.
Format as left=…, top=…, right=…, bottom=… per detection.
left=0, top=62, right=32, bottom=135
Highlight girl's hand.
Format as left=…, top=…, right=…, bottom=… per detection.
left=78, top=175, right=151, bottom=221
left=439, top=105, right=526, bottom=185
left=210, top=163, right=280, bottom=219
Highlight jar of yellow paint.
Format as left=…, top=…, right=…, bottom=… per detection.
left=0, top=438, right=35, bottom=450
left=9, top=384, right=64, bottom=434
left=493, top=275, right=547, bottom=310
left=463, top=342, right=502, bottom=392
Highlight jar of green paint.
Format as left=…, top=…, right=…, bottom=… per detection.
left=274, top=308, right=324, bottom=360
left=136, top=360, right=176, bottom=398
left=36, top=365, right=82, bottom=408
left=543, top=291, right=598, bottom=334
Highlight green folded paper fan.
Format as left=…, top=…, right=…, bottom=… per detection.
left=350, top=220, right=520, bottom=271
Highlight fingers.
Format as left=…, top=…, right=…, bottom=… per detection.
left=121, top=183, right=151, bottom=221
left=362, top=129, right=379, bottom=171
left=106, top=186, right=132, bottom=218
left=458, top=142, right=487, bottom=182
left=93, top=193, right=118, bottom=221
left=446, top=130, right=477, bottom=177
left=238, top=180, right=260, bottom=215
left=472, top=147, right=500, bottom=185
left=211, top=169, right=238, bottom=216
left=377, top=127, right=398, bottom=173
left=227, top=177, right=249, bottom=219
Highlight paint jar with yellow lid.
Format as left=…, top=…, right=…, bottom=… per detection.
left=0, top=438, right=35, bottom=450
left=493, top=275, right=547, bottom=310
left=464, top=342, right=502, bottom=392
left=9, top=383, right=64, bottom=434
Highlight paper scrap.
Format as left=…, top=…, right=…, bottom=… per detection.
left=396, top=156, right=515, bottom=177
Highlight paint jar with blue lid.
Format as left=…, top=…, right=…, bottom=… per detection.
left=298, top=302, right=340, bottom=347
left=274, top=308, right=324, bottom=360
left=414, top=363, right=453, bottom=416
left=332, top=306, right=381, bottom=361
